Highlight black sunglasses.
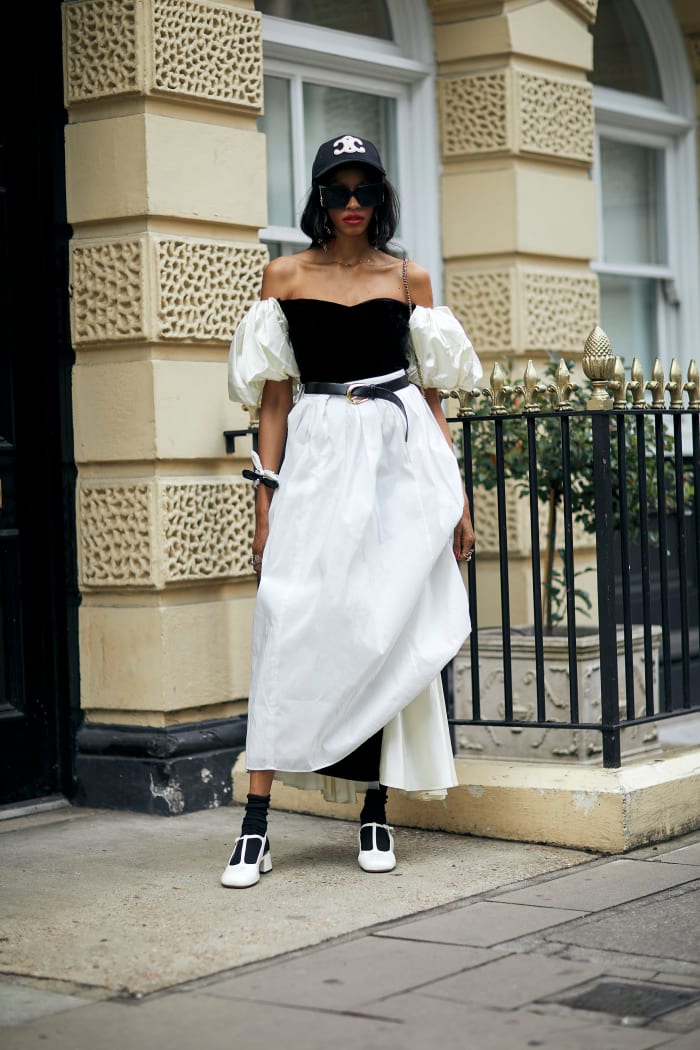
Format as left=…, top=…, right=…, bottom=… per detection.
left=319, top=182, right=384, bottom=209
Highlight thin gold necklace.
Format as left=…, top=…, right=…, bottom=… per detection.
left=321, top=245, right=378, bottom=267
left=330, top=253, right=377, bottom=268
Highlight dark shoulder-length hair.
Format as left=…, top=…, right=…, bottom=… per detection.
left=299, top=170, right=401, bottom=253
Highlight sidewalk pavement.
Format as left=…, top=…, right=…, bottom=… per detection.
left=0, top=800, right=698, bottom=1049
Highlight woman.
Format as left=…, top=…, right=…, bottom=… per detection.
left=224, top=133, right=482, bottom=888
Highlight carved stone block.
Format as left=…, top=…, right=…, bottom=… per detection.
left=440, top=72, right=510, bottom=157
left=70, top=236, right=267, bottom=346
left=63, top=0, right=142, bottom=103
left=63, top=0, right=262, bottom=111
left=78, top=477, right=255, bottom=589
left=521, top=269, right=599, bottom=353
left=447, top=270, right=514, bottom=355
left=517, top=73, right=594, bottom=163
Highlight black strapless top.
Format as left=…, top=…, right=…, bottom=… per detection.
left=278, top=298, right=411, bottom=384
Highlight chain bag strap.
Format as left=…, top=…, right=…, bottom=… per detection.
left=401, top=256, right=427, bottom=394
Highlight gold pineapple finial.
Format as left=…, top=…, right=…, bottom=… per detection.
left=582, top=325, right=615, bottom=410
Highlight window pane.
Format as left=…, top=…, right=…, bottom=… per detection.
left=599, top=274, right=657, bottom=375
left=258, top=76, right=295, bottom=228
left=600, top=139, right=666, bottom=266
left=590, top=0, right=661, bottom=99
left=302, top=83, right=397, bottom=193
left=265, top=240, right=305, bottom=261
left=257, top=0, right=393, bottom=39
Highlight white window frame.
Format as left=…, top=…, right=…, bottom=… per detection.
left=591, top=0, right=700, bottom=374
left=258, top=1, right=443, bottom=299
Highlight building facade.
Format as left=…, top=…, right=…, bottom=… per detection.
left=2, top=0, right=699, bottom=840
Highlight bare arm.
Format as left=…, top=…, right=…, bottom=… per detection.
left=250, top=260, right=296, bottom=574
left=251, top=379, right=293, bottom=573
left=408, top=262, right=475, bottom=562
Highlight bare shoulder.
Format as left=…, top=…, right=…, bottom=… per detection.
left=260, top=254, right=300, bottom=299
left=404, top=259, right=434, bottom=308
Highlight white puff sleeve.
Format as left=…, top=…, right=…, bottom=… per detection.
left=407, top=305, right=483, bottom=391
left=228, top=299, right=300, bottom=406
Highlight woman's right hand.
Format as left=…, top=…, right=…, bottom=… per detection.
left=251, top=521, right=268, bottom=577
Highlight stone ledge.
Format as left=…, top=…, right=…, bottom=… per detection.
left=75, top=715, right=247, bottom=815
left=233, top=747, right=700, bottom=854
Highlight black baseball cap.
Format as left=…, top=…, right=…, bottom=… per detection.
left=312, top=134, right=386, bottom=183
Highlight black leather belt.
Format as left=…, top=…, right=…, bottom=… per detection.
left=304, top=374, right=410, bottom=441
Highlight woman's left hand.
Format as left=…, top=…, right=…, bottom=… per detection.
left=454, top=497, right=475, bottom=563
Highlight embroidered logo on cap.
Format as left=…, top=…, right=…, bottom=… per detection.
left=333, top=136, right=366, bottom=157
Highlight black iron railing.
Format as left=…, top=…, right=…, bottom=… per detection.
left=445, top=330, right=700, bottom=767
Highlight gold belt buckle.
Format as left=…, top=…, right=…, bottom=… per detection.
left=346, top=382, right=369, bottom=405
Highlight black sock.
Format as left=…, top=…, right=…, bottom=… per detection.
left=360, top=784, right=388, bottom=826
left=240, top=792, right=270, bottom=838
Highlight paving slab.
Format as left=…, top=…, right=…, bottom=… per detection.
left=414, top=951, right=604, bottom=1009
left=544, top=888, right=700, bottom=964
left=203, top=934, right=495, bottom=1009
left=0, top=805, right=594, bottom=995
left=658, top=1033, right=700, bottom=1049
left=651, top=842, right=700, bottom=866
left=491, top=859, right=699, bottom=912
left=0, top=982, right=91, bottom=1027
left=652, top=997, right=700, bottom=1034
left=5, top=988, right=680, bottom=1050
left=359, top=992, right=675, bottom=1050
left=371, top=900, right=585, bottom=947
left=654, top=973, right=700, bottom=990
left=0, top=992, right=402, bottom=1050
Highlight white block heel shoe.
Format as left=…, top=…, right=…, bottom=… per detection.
left=221, top=834, right=272, bottom=888
left=358, top=822, right=396, bottom=873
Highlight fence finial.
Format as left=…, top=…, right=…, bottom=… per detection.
left=582, top=326, right=615, bottom=410
left=441, top=387, right=481, bottom=417
left=646, top=358, right=666, bottom=409
left=629, top=358, right=647, bottom=409
left=666, top=359, right=683, bottom=410
left=609, top=356, right=629, bottom=410
left=515, top=360, right=546, bottom=413
left=684, top=360, right=699, bottom=408
left=482, top=361, right=512, bottom=414
left=548, top=358, right=577, bottom=411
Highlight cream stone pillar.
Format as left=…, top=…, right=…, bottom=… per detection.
left=430, top=0, right=600, bottom=377
left=429, top=0, right=601, bottom=630
left=62, top=0, right=266, bottom=813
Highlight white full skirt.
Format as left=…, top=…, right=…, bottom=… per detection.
left=245, top=371, right=471, bottom=797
